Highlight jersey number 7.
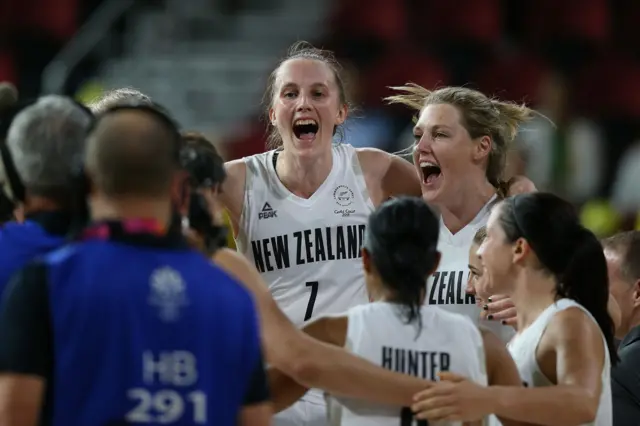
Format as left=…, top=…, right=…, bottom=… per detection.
left=304, top=281, right=319, bottom=321
left=401, top=407, right=428, bottom=426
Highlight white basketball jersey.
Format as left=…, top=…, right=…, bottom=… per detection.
left=238, top=144, right=372, bottom=325
left=427, top=196, right=515, bottom=344
left=326, top=302, right=488, bottom=426
left=508, top=299, right=612, bottom=426
left=237, top=144, right=372, bottom=408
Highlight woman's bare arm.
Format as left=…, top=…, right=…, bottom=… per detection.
left=219, top=160, right=246, bottom=236
left=268, top=315, right=348, bottom=412
left=213, top=249, right=432, bottom=407
left=480, top=328, right=531, bottom=426
left=357, top=149, right=422, bottom=206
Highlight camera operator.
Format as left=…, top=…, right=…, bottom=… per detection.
left=0, top=103, right=271, bottom=426
left=0, top=93, right=92, bottom=288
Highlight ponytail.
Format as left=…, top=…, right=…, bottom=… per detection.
left=500, top=193, right=619, bottom=367
left=364, top=197, right=440, bottom=339
left=367, top=234, right=436, bottom=337
left=559, top=230, right=619, bottom=366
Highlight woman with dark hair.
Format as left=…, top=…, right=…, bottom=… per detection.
left=268, top=197, right=526, bottom=426
left=412, top=192, right=617, bottom=426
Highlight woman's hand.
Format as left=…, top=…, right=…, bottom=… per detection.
left=411, top=373, right=492, bottom=422
left=481, top=294, right=517, bottom=328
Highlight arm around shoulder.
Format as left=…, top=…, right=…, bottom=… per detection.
left=212, top=248, right=324, bottom=383
left=356, top=148, right=422, bottom=202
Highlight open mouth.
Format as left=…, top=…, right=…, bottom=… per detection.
left=293, top=119, right=319, bottom=141
left=420, top=161, right=442, bottom=185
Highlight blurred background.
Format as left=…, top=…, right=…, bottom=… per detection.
left=1, top=0, right=640, bottom=238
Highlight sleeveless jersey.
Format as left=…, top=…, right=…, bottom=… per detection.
left=427, top=196, right=515, bottom=344
left=326, top=302, right=488, bottom=426
left=43, top=238, right=263, bottom=426
left=237, top=144, right=372, bottom=326
left=508, top=298, right=612, bottom=426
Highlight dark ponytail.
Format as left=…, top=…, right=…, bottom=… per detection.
left=560, top=229, right=618, bottom=364
left=364, top=197, right=440, bottom=338
left=499, top=193, right=619, bottom=366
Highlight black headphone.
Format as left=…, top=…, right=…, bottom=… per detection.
left=179, top=139, right=228, bottom=253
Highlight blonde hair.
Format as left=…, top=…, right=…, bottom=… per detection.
left=386, top=84, right=536, bottom=195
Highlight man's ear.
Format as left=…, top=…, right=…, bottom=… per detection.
left=632, top=279, right=640, bottom=309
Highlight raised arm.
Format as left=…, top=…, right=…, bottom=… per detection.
left=214, top=249, right=430, bottom=407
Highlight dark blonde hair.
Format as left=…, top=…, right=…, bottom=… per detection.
left=473, top=226, right=487, bottom=246
left=386, top=84, right=535, bottom=195
left=262, top=41, right=352, bottom=149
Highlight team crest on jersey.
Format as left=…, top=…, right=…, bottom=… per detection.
left=258, top=202, right=277, bottom=220
left=333, top=185, right=354, bottom=207
left=148, top=266, right=189, bottom=322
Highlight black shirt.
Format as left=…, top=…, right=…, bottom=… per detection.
left=612, top=324, right=640, bottom=426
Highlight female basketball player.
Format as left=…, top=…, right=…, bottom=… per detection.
left=468, top=227, right=518, bottom=329
left=219, top=41, right=426, bottom=426
left=268, top=197, right=527, bottom=426
left=467, top=227, right=490, bottom=307
left=411, top=192, right=618, bottom=425
left=386, top=85, right=537, bottom=341
left=179, top=131, right=451, bottom=417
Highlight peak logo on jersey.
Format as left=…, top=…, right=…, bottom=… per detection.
left=428, top=270, right=476, bottom=305
left=333, top=185, right=354, bottom=207
left=258, top=202, right=277, bottom=220
left=148, top=267, right=189, bottom=322
left=250, top=224, right=366, bottom=273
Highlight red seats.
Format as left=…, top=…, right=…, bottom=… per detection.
left=363, top=50, right=450, bottom=107
left=521, top=0, right=610, bottom=49
left=474, top=53, right=550, bottom=105
left=415, top=0, right=502, bottom=47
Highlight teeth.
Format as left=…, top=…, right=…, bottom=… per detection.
left=419, top=162, right=438, bottom=168
left=294, top=119, right=318, bottom=126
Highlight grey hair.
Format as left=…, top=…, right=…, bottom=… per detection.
left=89, top=87, right=152, bottom=115
left=6, top=95, right=92, bottom=196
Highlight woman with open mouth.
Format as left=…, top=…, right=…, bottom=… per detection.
left=386, top=85, right=537, bottom=345
left=218, top=41, right=426, bottom=426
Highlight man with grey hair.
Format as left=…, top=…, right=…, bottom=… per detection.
left=88, top=87, right=152, bottom=115
left=0, top=95, right=92, bottom=290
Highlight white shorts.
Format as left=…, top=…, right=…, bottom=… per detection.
left=274, top=398, right=327, bottom=426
